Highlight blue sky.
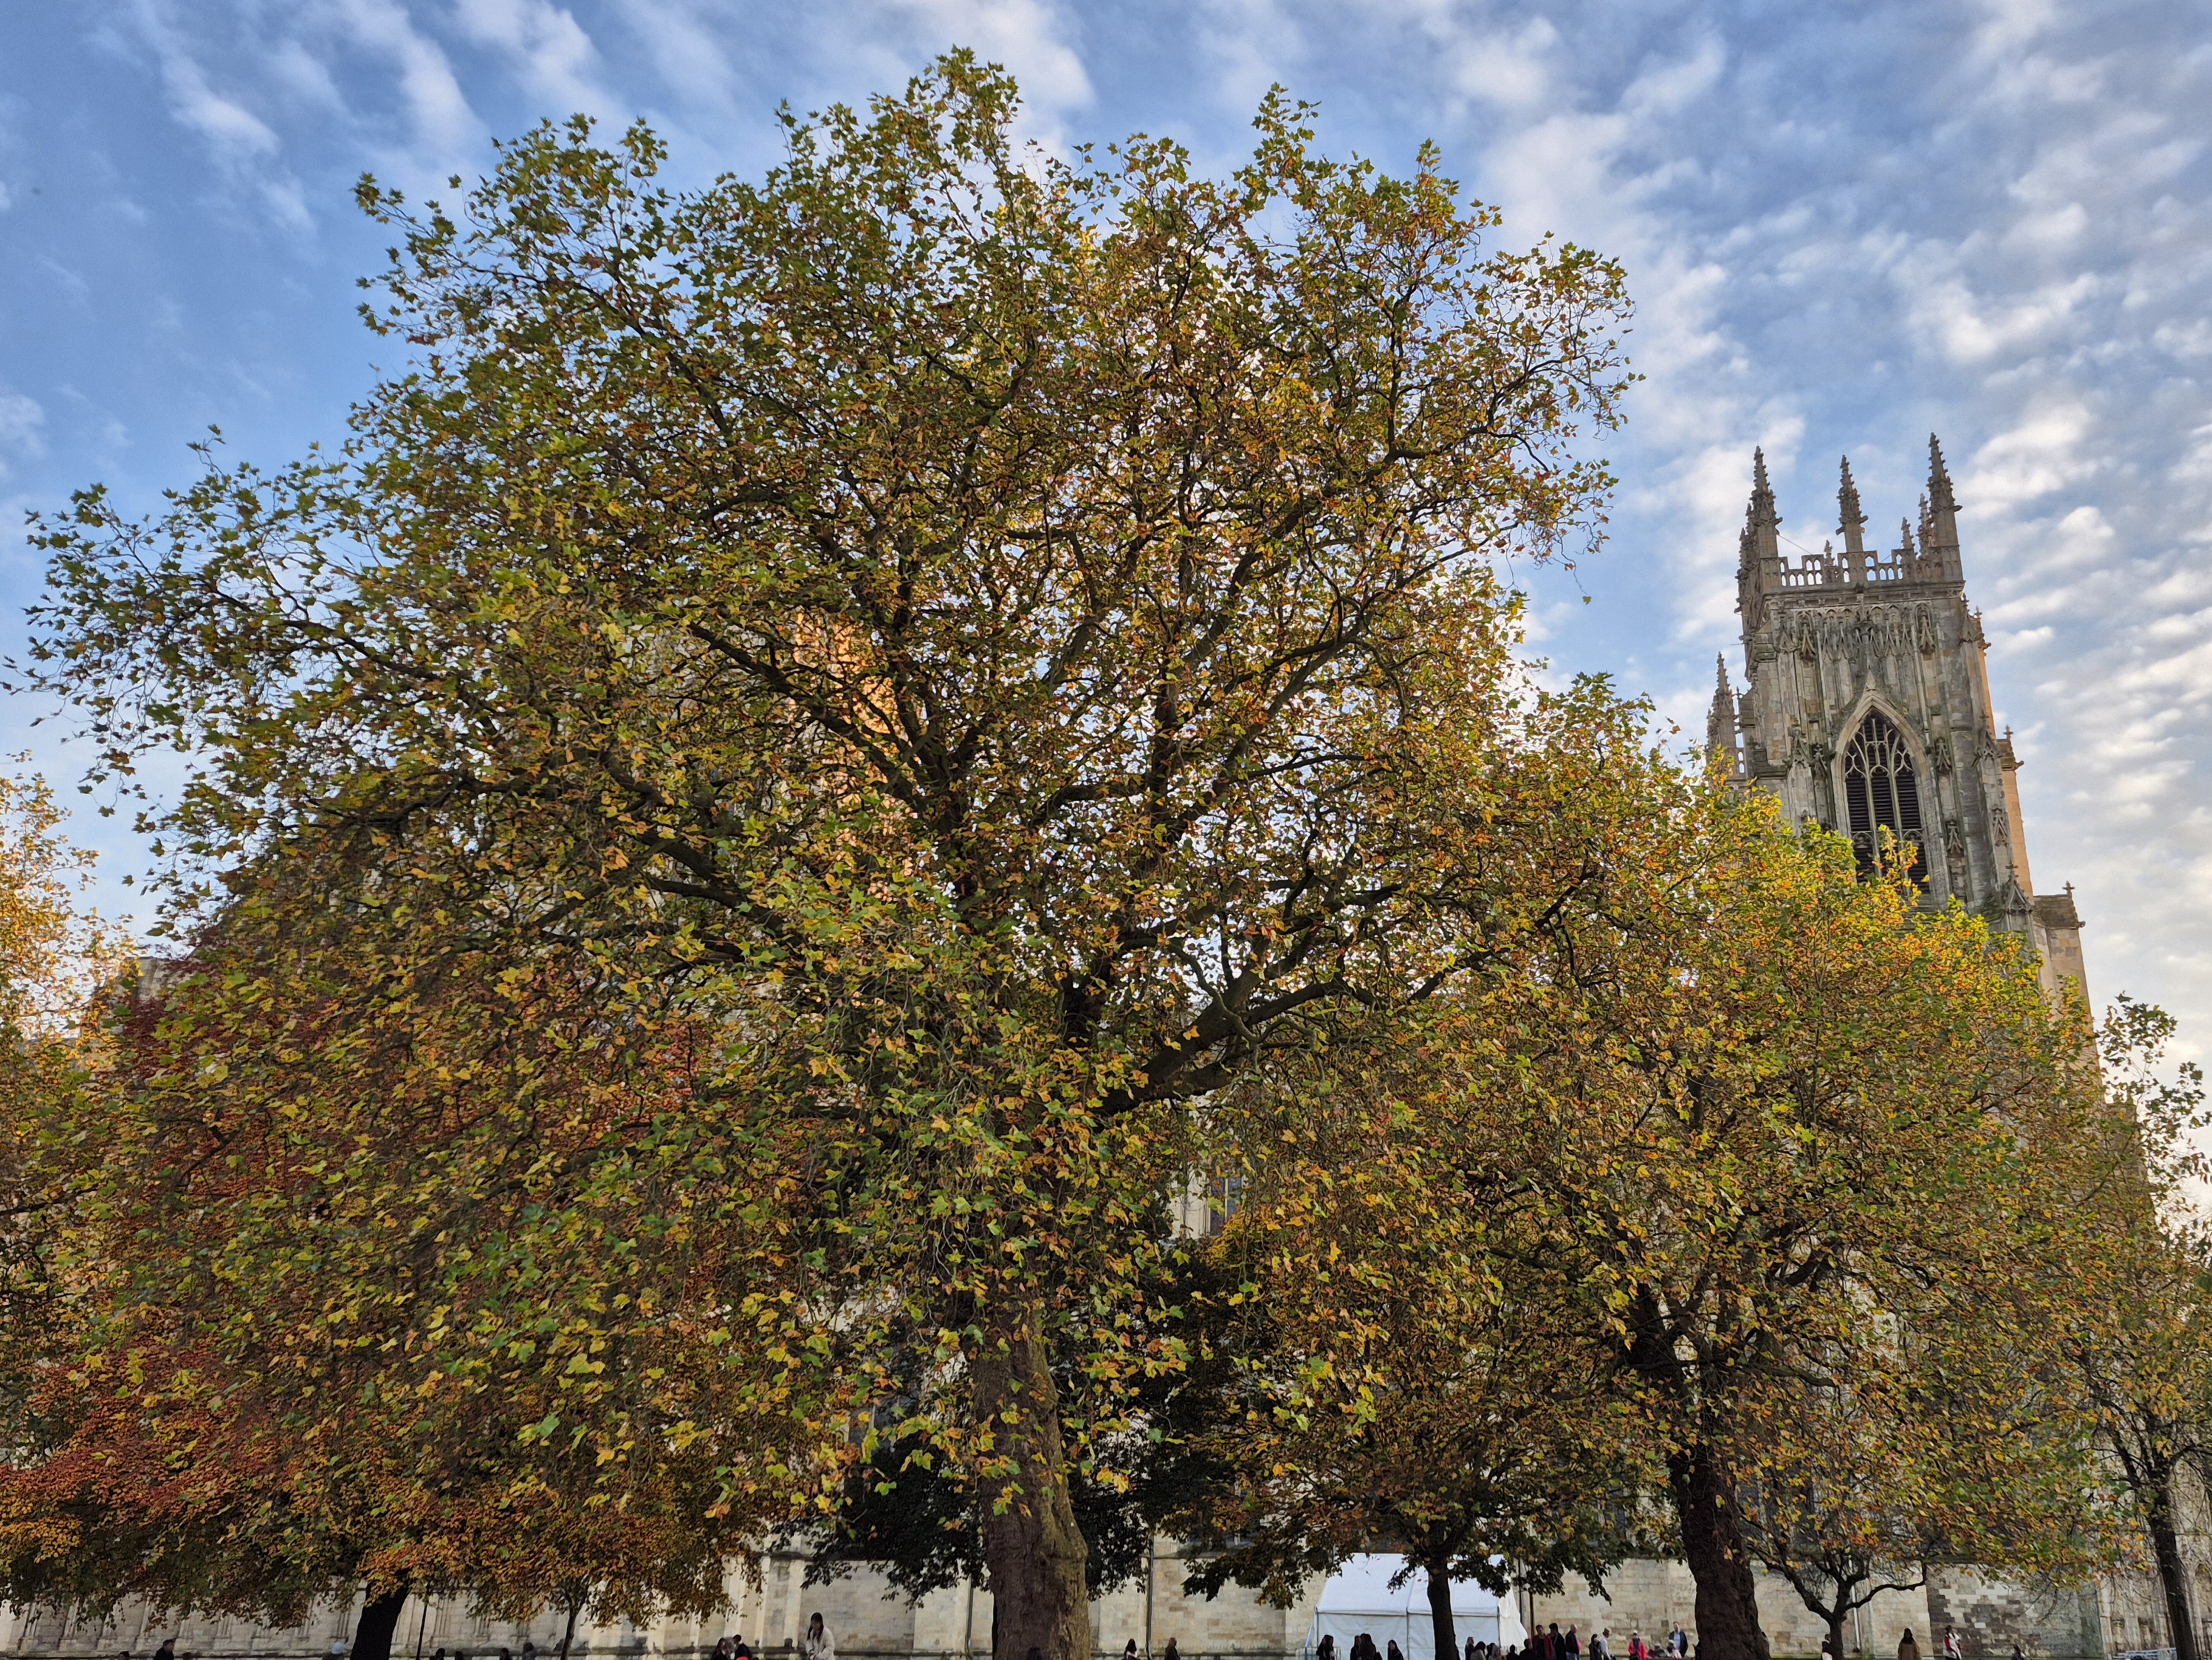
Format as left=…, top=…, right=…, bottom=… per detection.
left=2, top=0, right=2209, bottom=1069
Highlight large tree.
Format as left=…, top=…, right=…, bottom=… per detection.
left=18, top=56, right=1632, bottom=1660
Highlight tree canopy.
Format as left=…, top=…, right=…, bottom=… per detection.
left=0, top=50, right=2177, bottom=1660
left=13, top=51, right=1638, bottom=1660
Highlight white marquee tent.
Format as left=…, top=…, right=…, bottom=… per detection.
left=1308, top=1557, right=1527, bottom=1660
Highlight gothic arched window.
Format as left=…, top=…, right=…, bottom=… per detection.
left=1842, top=710, right=1927, bottom=885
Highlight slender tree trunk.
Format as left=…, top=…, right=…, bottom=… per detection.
left=1668, top=1442, right=1770, bottom=1660
left=560, top=1596, right=583, bottom=1660
left=1826, top=1611, right=1847, bottom=1660
left=351, top=1585, right=411, bottom=1660
left=2144, top=1472, right=2199, bottom=1660
left=1427, top=1562, right=1459, bottom=1660
left=975, top=1307, right=1091, bottom=1660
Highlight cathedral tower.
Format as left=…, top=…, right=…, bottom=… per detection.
left=1710, top=439, right=2087, bottom=994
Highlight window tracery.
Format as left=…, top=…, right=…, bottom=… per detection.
left=1842, top=710, right=1927, bottom=885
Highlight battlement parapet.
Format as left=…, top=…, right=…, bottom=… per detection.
left=1759, top=544, right=1957, bottom=591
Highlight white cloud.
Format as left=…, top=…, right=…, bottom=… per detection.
left=142, top=21, right=282, bottom=158
left=319, top=0, right=478, bottom=169
left=453, top=0, right=611, bottom=119
left=608, top=0, right=744, bottom=120
left=1963, top=404, right=2096, bottom=510
left=0, top=391, right=47, bottom=479
left=882, top=0, right=1094, bottom=140
left=1444, top=18, right=1559, bottom=114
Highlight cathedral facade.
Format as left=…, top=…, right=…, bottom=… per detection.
left=1706, top=438, right=2084, bottom=995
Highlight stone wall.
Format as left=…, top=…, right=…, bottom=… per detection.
left=1530, top=1558, right=2191, bottom=1660
left=0, top=1544, right=1319, bottom=1660
left=1923, top=1570, right=2102, bottom=1660
left=1527, top=1563, right=1937, bottom=1660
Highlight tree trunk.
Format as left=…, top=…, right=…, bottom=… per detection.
left=560, top=1597, right=583, bottom=1660
left=2145, top=1472, right=2199, bottom=1660
left=975, top=1308, right=1092, bottom=1660
left=1826, top=1611, right=1848, bottom=1660
left=1668, top=1442, right=1770, bottom=1660
left=1427, top=1563, right=1458, bottom=1660
left=351, top=1585, right=411, bottom=1660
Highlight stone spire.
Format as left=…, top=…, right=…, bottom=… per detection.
left=1837, top=455, right=1867, bottom=557
left=1743, top=447, right=1780, bottom=565
left=1706, top=654, right=1741, bottom=778
left=1925, top=433, right=1961, bottom=570
left=1898, top=515, right=1917, bottom=557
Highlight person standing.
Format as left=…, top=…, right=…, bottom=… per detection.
left=1567, top=1629, right=1582, bottom=1660
left=1943, top=1630, right=1962, bottom=1660
left=1164, top=1639, right=1181, bottom=1660
left=1899, top=1630, right=1923, bottom=1660
left=800, top=1616, right=834, bottom=1660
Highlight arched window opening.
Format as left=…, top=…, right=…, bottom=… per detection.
left=1843, top=711, right=1927, bottom=885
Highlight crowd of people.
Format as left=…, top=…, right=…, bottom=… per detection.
left=1300, top=1617, right=2030, bottom=1660
left=706, top=1617, right=825, bottom=1660
left=1311, top=1622, right=1695, bottom=1660
left=106, top=1606, right=2030, bottom=1660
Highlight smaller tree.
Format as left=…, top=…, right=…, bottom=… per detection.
left=2063, top=1001, right=2212, bottom=1660
left=1737, top=1347, right=2117, bottom=1660
left=1, top=932, right=782, bottom=1659
left=1176, top=1159, right=1655, bottom=1660
left=1153, top=693, right=1714, bottom=1659
left=1387, top=770, right=2123, bottom=1660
